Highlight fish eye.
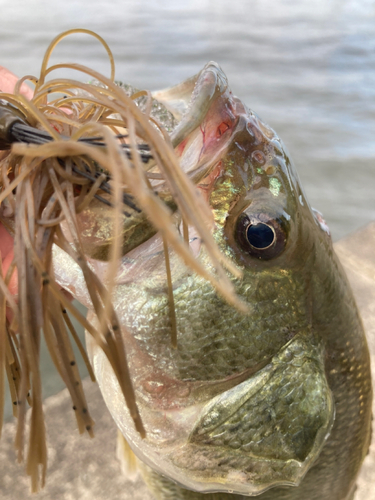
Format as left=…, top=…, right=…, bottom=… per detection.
left=235, top=213, right=287, bottom=260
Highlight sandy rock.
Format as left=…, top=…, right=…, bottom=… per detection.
left=0, top=380, right=153, bottom=500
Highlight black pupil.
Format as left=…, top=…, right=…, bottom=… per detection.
left=246, top=223, right=274, bottom=249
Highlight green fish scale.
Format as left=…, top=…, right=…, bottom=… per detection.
left=191, top=353, right=328, bottom=462
left=119, top=267, right=308, bottom=382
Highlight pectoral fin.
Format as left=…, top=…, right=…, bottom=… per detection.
left=116, top=429, right=139, bottom=480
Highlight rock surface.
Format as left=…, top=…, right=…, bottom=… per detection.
left=0, top=223, right=374, bottom=500
left=0, top=379, right=153, bottom=500
left=335, top=222, right=375, bottom=500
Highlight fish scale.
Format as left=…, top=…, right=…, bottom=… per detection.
left=116, top=268, right=308, bottom=382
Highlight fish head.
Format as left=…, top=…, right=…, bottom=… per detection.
left=158, top=62, right=328, bottom=268
left=79, top=63, right=335, bottom=496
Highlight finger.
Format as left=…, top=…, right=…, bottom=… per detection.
left=0, top=67, right=27, bottom=298
left=0, top=65, right=34, bottom=99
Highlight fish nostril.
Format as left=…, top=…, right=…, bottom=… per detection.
left=246, top=121, right=255, bottom=139
left=251, top=150, right=266, bottom=165
left=265, top=165, right=275, bottom=175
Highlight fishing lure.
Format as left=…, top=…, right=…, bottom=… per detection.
left=0, top=29, right=242, bottom=492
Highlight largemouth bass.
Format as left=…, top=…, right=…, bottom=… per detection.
left=53, top=63, right=372, bottom=500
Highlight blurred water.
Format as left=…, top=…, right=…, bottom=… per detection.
left=1, top=0, right=375, bottom=414
left=1, top=0, right=374, bottom=238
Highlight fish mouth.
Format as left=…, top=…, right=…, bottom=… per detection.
left=89, top=329, right=334, bottom=496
